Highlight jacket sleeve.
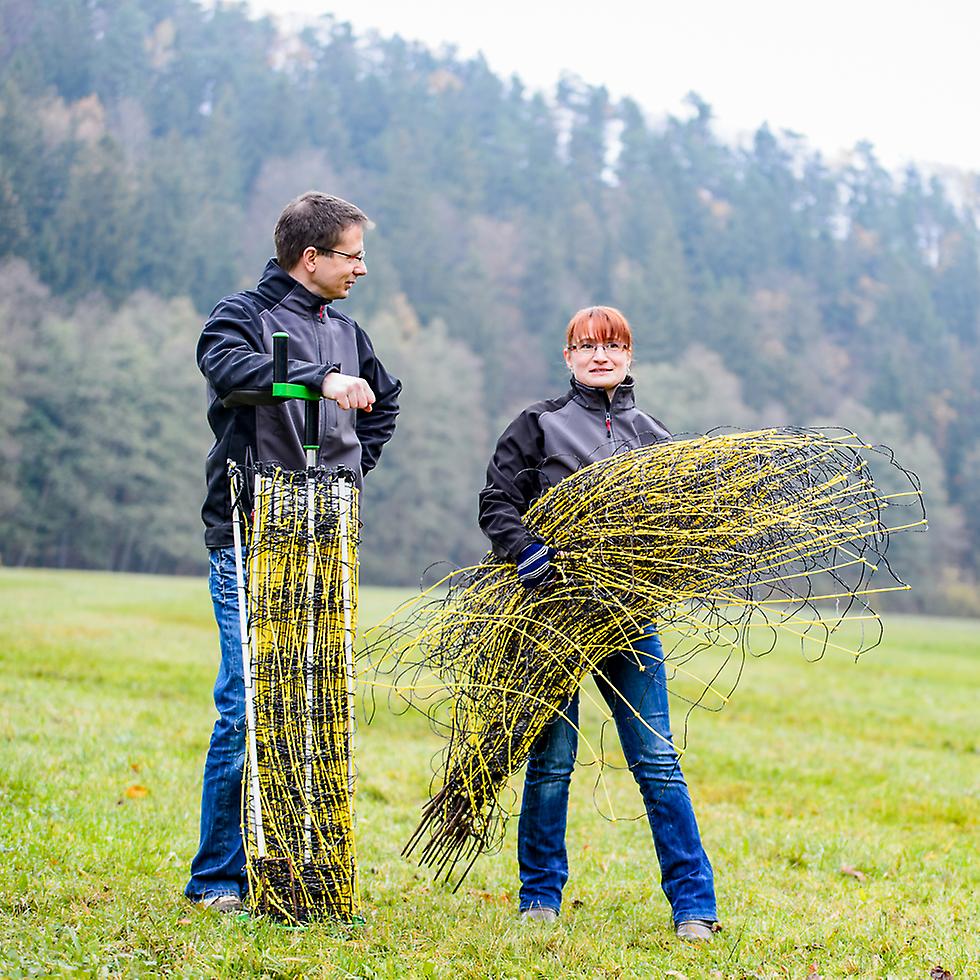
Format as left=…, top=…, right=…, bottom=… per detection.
left=478, top=409, right=547, bottom=562
left=197, top=298, right=334, bottom=403
left=353, top=324, right=401, bottom=475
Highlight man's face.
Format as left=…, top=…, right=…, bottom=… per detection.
left=309, top=223, right=367, bottom=300
left=563, top=339, right=632, bottom=390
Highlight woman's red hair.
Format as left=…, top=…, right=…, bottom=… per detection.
left=565, top=306, right=633, bottom=349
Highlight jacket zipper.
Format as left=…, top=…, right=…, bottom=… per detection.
left=604, top=392, right=613, bottom=439
left=316, top=305, right=327, bottom=457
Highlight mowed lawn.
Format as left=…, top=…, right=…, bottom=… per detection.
left=0, top=567, right=976, bottom=979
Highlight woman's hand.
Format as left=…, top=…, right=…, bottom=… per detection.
left=516, top=542, right=558, bottom=589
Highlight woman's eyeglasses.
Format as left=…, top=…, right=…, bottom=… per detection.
left=567, top=341, right=630, bottom=354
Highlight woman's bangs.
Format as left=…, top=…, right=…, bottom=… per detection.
left=566, top=307, right=633, bottom=348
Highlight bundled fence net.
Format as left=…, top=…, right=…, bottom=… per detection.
left=365, top=427, right=926, bottom=888
left=230, top=461, right=360, bottom=923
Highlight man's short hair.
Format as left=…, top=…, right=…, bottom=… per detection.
left=274, top=192, right=369, bottom=271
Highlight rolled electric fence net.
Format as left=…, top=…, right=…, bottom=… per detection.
left=230, top=460, right=360, bottom=923
left=364, top=427, right=926, bottom=890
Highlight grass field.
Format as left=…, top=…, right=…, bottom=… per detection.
left=0, top=567, right=976, bottom=978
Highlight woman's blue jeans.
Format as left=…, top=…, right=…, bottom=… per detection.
left=518, top=629, right=717, bottom=924
left=184, top=547, right=248, bottom=902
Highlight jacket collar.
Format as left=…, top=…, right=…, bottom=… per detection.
left=569, top=375, right=637, bottom=411
left=255, top=258, right=330, bottom=312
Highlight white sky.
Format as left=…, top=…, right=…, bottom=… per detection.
left=243, top=0, right=980, bottom=173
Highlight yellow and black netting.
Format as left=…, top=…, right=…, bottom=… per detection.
left=365, top=427, right=926, bottom=888
left=231, top=462, right=360, bottom=923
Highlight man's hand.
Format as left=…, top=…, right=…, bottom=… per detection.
left=321, top=372, right=376, bottom=411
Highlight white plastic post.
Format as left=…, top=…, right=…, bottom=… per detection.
left=303, top=450, right=316, bottom=864
left=231, top=466, right=265, bottom=858
left=337, top=478, right=356, bottom=812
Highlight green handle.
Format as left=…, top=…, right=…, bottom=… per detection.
left=273, top=381, right=319, bottom=401
left=272, top=332, right=319, bottom=400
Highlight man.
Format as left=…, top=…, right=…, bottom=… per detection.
left=186, top=192, right=400, bottom=912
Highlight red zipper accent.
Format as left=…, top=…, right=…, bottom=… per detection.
left=605, top=413, right=612, bottom=438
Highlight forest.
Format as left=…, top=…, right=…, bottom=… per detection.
left=1, top=0, right=977, bottom=612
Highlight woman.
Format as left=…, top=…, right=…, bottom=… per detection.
left=477, top=306, right=718, bottom=941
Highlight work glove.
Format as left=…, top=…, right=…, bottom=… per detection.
left=516, top=542, right=558, bottom=589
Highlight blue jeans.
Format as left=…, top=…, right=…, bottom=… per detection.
left=518, top=629, right=717, bottom=924
left=185, top=547, right=248, bottom=901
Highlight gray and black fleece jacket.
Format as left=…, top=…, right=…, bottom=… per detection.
left=478, top=377, right=670, bottom=561
left=198, top=258, right=401, bottom=550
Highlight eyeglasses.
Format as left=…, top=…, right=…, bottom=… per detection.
left=567, top=341, right=630, bottom=354
left=316, top=247, right=366, bottom=263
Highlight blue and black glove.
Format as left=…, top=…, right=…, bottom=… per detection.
left=516, top=542, right=558, bottom=589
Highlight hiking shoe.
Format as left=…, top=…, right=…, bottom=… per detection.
left=675, top=919, right=714, bottom=941
left=521, top=907, right=558, bottom=923
left=201, top=894, right=243, bottom=913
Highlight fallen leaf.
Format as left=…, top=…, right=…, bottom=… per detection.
left=124, top=784, right=149, bottom=799
left=176, top=917, right=192, bottom=925
left=130, top=762, right=141, bottom=773
left=664, top=972, right=688, bottom=980
left=929, top=967, right=952, bottom=980
left=470, top=889, right=510, bottom=904
left=806, top=966, right=823, bottom=980
left=840, top=864, right=867, bottom=881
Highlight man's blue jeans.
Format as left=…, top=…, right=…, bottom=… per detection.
left=185, top=547, right=248, bottom=901
left=518, top=629, right=717, bottom=924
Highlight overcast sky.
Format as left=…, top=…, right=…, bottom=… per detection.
left=243, top=0, right=979, bottom=173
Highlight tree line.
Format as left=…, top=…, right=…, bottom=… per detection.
left=1, top=0, right=977, bottom=612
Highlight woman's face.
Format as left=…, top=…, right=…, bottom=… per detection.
left=563, top=338, right=632, bottom=390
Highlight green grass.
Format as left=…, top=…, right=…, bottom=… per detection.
left=0, top=568, right=976, bottom=978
